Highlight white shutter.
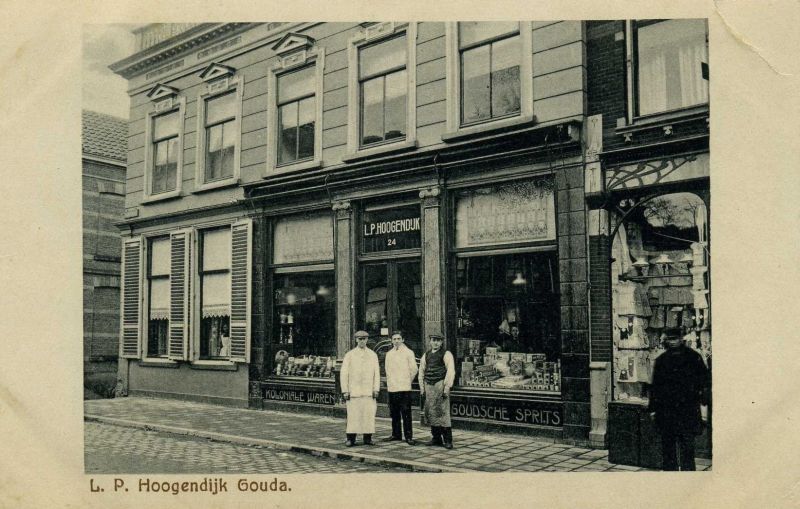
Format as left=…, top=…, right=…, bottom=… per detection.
left=120, top=237, right=143, bottom=358
left=229, top=218, right=252, bottom=362
left=168, top=229, right=191, bottom=360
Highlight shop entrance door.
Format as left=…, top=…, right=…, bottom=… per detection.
left=360, top=260, right=423, bottom=357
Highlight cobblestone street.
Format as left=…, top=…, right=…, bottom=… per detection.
left=85, top=421, right=409, bottom=474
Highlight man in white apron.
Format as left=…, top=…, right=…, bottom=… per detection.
left=340, top=330, right=380, bottom=446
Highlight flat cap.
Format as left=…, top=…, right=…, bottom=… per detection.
left=354, top=330, right=370, bottom=338
left=429, top=334, right=445, bottom=341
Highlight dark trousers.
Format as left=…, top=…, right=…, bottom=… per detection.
left=660, top=430, right=696, bottom=471
left=346, top=433, right=372, bottom=443
left=429, top=426, right=453, bottom=445
left=388, top=391, right=413, bottom=440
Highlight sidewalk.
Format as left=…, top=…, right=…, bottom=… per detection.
left=85, top=397, right=710, bottom=473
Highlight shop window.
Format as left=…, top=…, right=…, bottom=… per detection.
left=146, top=237, right=170, bottom=357
left=199, top=228, right=231, bottom=360
left=633, top=19, right=708, bottom=117
left=455, top=252, right=561, bottom=393
left=151, top=111, right=180, bottom=195
left=611, top=192, right=711, bottom=403
left=272, top=271, right=336, bottom=378
left=444, top=22, right=532, bottom=138
left=345, top=23, right=417, bottom=160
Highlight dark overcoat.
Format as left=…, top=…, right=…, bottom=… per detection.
left=648, top=345, right=709, bottom=435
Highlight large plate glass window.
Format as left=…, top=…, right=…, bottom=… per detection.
left=204, top=91, right=236, bottom=182
left=277, top=66, right=316, bottom=166
left=146, top=237, right=170, bottom=357
left=458, top=22, right=521, bottom=125
left=151, top=111, right=179, bottom=194
left=359, top=34, right=407, bottom=147
left=199, top=227, right=231, bottom=360
left=635, top=19, right=708, bottom=116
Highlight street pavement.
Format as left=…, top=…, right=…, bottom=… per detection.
left=85, top=422, right=408, bottom=474
left=85, top=397, right=711, bottom=473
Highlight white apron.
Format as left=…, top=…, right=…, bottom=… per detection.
left=345, top=397, right=378, bottom=433
left=340, top=346, right=380, bottom=434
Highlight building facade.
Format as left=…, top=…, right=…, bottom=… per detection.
left=111, top=20, right=710, bottom=450
left=83, top=110, right=128, bottom=395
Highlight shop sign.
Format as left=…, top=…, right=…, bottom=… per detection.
left=449, top=394, right=563, bottom=427
left=362, top=205, right=421, bottom=253
left=263, top=386, right=340, bottom=406
left=455, top=179, right=556, bottom=248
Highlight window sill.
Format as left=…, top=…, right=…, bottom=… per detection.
left=141, top=190, right=182, bottom=204
left=139, top=358, right=179, bottom=368
left=190, top=360, right=239, bottom=371
left=342, top=139, right=417, bottom=163
left=442, top=115, right=536, bottom=143
left=268, top=158, right=322, bottom=177
left=192, top=177, right=240, bottom=194
left=618, top=105, right=709, bottom=134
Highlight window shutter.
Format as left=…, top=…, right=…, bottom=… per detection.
left=168, top=229, right=191, bottom=360
left=229, top=218, right=252, bottom=362
left=120, top=237, right=142, bottom=358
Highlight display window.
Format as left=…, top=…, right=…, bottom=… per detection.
left=452, top=177, right=561, bottom=393
left=455, top=252, right=561, bottom=393
left=611, top=191, right=711, bottom=403
left=270, top=212, right=336, bottom=379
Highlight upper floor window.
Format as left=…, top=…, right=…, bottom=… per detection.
left=459, top=22, right=521, bottom=125
left=277, top=65, right=316, bottom=166
left=359, top=34, right=407, bottom=147
left=634, top=19, right=708, bottom=117
left=146, top=236, right=170, bottom=357
left=151, top=111, right=179, bottom=195
left=204, top=91, right=237, bottom=182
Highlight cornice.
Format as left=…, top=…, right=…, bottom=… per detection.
left=110, top=23, right=257, bottom=79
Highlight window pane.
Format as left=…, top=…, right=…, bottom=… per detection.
left=149, top=277, right=170, bottom=312
left=278, top=66, right=315, bottom=103
left=637, top=19, right=708, bottom=115
left=360, top=34, right=406, bottom=78
left=363, top=264, right=388, bottom=339
left=361, top=77, right=384, bottom=145
left=396, top=261, right=422, bottom=357
left=201, top=316, right=230, bottom=359
left=459, top=21, right=519, bottom=47
left=206, top=91, right=236, bottom=125
left=150, top=237, right=171, bottom=276
left=153, top=111, right=178, bottom=140
left=297, top=97, right=315, bottom=160
left=206, top=122, right=235, bottom=181
left=148, top=319, right=168, bottom=357
left=278, top=102, right=298, bottom=164
left=384, top=70, right=407, bottom=140
left=461, top=45, right=491, bottom=123
left=202, top=228, right=231, bottom=271
left=491, top=36, right=521, bottom=117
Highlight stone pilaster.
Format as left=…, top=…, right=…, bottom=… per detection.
left=333, top=200, right=353, bottom=358
left=419, top=187, right=444, bottom=350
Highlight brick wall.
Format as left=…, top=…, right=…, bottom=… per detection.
left=556, top=164, right=590, bottom=440
left=589, top=235, right=611, bottom=362
left=586, top=21, right=627, bottom=153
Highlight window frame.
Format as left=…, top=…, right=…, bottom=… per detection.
left=625, top=19, right=710, bottom=124
left=345, top=22, right=418, bottom=161
left=444, top=22, right=533, bottom=140
left=266, top=49, right=325, bottom=176
left=196, top=225, right=234, bottom=362
left=194, top=77, right=243, bottom=192
left=142, top=235, right=174, bottom=362
left=142, top=97, right=186, bottom=203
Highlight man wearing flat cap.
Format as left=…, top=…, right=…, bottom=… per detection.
left=340, top=330, right=380, bottom=446
left=418, top=333, right=456, bottom=449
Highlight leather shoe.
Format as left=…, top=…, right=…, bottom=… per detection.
left=381, top=436, right=402, bottom=442
left=424, top=439, right=443, bottom=447
left=405, top=438, right=417, bottom=446
left=443, top=442, right=453, bottom=450
left=345, top=440, right=355, bottom=447
left=363, top=439, right=374, bottom=446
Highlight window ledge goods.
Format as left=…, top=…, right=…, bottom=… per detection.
left=442, top=114, right=536, bottom=143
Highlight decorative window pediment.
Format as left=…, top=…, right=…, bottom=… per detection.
left=271, top=33, right=316, bottom=56
left=199, top=62, right=236, bottom=83
left=146, top=84, right=180, bottom=103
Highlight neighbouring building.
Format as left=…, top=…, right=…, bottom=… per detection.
left=83, top=110, right=128, bottom=396
left=109, top=21, right=710, bottom=454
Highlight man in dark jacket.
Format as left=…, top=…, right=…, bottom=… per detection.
left=648, top=328, right=710, bottom=471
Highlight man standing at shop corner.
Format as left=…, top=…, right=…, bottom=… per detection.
left=648, top=328, right=710, bottom=471
left=418, top=334, right=456, bottom=449
left=382, top=331, right=418, bottom=445
left=340, top=330, right=380, bottom=447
